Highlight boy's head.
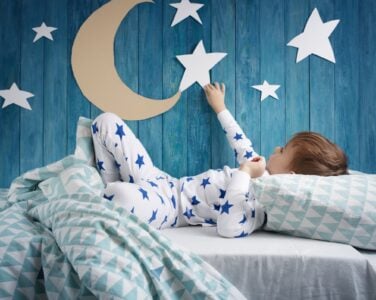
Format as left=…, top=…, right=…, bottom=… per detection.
left=266, top=132, right=348, bottom=176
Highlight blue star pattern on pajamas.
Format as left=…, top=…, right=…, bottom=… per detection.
left=139, top=187, right=149, bottom=200
left=115, top=123, right=126, bottom=140
left=135, top=154, right=145, bottom=169
left=91, top=110, right=267, bottom=236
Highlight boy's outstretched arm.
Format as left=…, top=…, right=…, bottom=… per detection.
left=204, top=83, right=259, bottom=165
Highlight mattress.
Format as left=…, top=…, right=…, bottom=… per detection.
left=161, top=226, right=376, bottom=300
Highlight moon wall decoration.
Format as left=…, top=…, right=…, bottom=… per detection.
left=71, top=0, right=181, bottom=120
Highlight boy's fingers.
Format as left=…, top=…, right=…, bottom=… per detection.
left=214, top=82, right=220, bottom=89
left=221, top=83, right=225, bottom=93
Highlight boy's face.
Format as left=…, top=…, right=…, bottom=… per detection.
left=266, top=143, right=295, bottom=175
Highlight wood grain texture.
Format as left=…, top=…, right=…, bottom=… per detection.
left=260, top=0, right=285, bottom=159
left=162, top=0, right=188, bottom=178
left=0, top=0, right=375, bottom=187
left=186, top=0, right=211, bottom=176
left=211, top=0, right=236, bottom=169
left=20, top=0, right=44, bottom=174
left=43, top=0, right=68, bottom=164
left=309, top=0, right=335, bottom=141
left=138, top=0, right=163, bottom=173
left=0, top=0, right=21, bottom=188
left=359, top=0, right=376, bottom=173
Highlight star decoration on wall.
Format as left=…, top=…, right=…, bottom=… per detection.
left=176, top=40, right=227, bottom=92
left=252, top=80, right=280, bottom=101
left=32, top=22, right=58, bottom=43
left=170, top=0, right=204, bottom=27
left=0, top=83, right=34, bottom=110
left=287, top=8, right=340, bottom=63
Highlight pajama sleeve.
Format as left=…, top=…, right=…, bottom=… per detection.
left=217, top=109, right=259, bottom=165
left=216, top=169, right=260, bottom=238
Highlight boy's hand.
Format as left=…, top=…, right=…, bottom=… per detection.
left=204, top=82, right=226, bottom=114
left=239, top=156, right=266, bottom=178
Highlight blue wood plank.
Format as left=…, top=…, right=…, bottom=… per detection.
left=43, top=0, right=68, bottom=164
left=211, top=0, right=236, bottom=169
left=334, top=0, right=359, bottom=171
left=0, top=0, right=21, bottom=188
left=138, top=0, right=163, bottom=173
left=186, top=0, right=211, bottom=176
left=359, top=0, right=376, bottom=173
left=162, top=0, right=188, bottom=178
left=260, top=0, right=286, bottom=159
left=90, top=0, right=107, bottom=120
left=309, top=0, right=335, bottom=141
left=114, top=1, right=139, bottom=135
left=285, top=0, right=310, bottom=139
left=236, top=0, right=261, bottom=160
left=20, top=0, right=45, bottom=174
left=67, top=0, right=93, bottom=154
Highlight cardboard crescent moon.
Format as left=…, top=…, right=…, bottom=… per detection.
left=71, top=0, right=181, bottom=120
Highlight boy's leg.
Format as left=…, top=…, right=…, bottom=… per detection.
left=91, top=112, right=160, bottom=184
left=103, top=180, right=178, bottom=229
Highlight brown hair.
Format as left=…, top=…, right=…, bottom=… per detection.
left=287, top=132, right=348, bottom=176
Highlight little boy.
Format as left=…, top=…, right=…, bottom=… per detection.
left=91, top=83, right=348, bottom=238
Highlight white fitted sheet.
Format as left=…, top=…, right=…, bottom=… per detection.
left=161, top=226, right=376, bottom=300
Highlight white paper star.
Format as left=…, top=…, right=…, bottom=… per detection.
left=32, top=22, right=58, bottom=43
left=176, top=40, right=227, bottom=92
left=0, top=83, right=34, bottom=110
left=170, top=0, right=204, bottom=27
left=252, top=80, right=280, bottom=101
left=287, top=8, right=339, bottom=63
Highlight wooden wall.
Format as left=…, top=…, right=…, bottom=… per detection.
left=0, top=0, right=375, bottom=188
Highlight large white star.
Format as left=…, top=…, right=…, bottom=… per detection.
left=0, top=83, right=34, bottom=110
left=252, top=80, right=280, bottom=101
left=287, top=8, right=339, bottom=63
left=32, top=22, right=58, bottom=43
left=176, top=40, right=227, bottom=92
left=170, top=0, right=204, bottom=27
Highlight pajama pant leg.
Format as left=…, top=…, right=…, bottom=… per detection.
left=91, top=112, right=180, bottom=229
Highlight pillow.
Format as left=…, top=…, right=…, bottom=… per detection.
left=74, top=116, right=95, bottom=167
left=252, top=174, right=376, bottom=250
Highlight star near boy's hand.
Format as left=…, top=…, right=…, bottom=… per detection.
left=239, top=156, right=266, bottom=178
left=204, top=82, right=226, bottom=114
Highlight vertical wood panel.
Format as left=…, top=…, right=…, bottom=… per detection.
left=260, top=0, right=286, bottom=158
left=43, top=0, right=68, bottom=164
left=67, top=0, right=92, bottom=154
left=211, top=0, right=236, bottom=169
left=236, top=0, right=261, bottom=158
left=115, top=2, right=139, bottom=134
left=138, top=0, right=163, bottom=173
left=90, top=0, right=107, bottom=120
left=186, top=0, right=211, bottom=176
left=162, top=0, right=188, bottom=178
left=0, top=0, right=21, bottom=188
left=309, top=0, right=335, bottom=141
left=334, top=0, right=359, bottom=171
left=20, top=0, right=44, bottom=174
left=359, top=0, right=376, bottom=173
left=285, top=0, right=310, bottom=139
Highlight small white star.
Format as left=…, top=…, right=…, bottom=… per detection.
left=170, top=0, right=204, bottom=27
left=0, top=83, right=34, bottom=110
left=176, top=40, right=227, bottom=92
left=32, top=22, right=58, bottom=43
left=252, top=80, right=280, bottom=102
left=287, top=8, right=340, bottom=63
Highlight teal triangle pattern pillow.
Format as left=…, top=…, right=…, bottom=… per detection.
left=252, top=174, right=376, bottom=250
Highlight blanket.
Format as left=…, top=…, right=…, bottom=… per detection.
left=1, top=154, right=245, bottom=299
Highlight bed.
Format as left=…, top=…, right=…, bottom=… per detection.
left=1, top=116, right=375, bottom=299
left=162, top=226, right=376, bottom=300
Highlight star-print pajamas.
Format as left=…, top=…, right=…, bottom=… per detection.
left=91, top=110, right=267, bottom=238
